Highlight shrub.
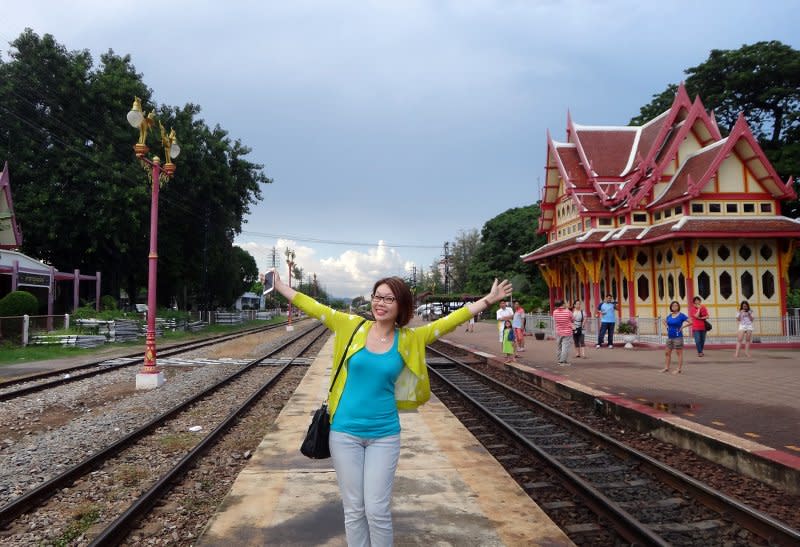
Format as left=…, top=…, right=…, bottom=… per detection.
left=101, top=295, right=118, bottom=311
left=617, top=319, right=638, bottom=334
left=0, top=291, right=39, bottom=316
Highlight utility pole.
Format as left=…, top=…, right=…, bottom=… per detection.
left=443, top=242, right=451, bottom=295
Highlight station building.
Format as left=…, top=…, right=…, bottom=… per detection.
left=0, top=162, right=100, bottom=313
left=522, top=85, right=800, bottom=337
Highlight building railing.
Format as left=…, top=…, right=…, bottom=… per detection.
left=524, top=312, right=800, bottom=345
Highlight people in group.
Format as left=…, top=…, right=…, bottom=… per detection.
left=272, top=269, right=512, bottom=545
left=496, top=300, right=514, bottom=345
left=553, top=299, right=574, bottom=366
left=502, top=319, right=516, bottom=363
left=735, top=300, right=754, bottom=358
left=663, top=300, right=689, bottom=374
left=512, top=302, right=526, bottom=352
left=596, top=294, right=618, bottom=348
left=689, top=296, right=709, bottom=357
left=571, top=299, right=586, bottom=359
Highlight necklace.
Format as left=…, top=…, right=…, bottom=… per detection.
left=375, top=329, right=392, bottom=343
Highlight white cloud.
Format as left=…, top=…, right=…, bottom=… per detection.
left=236, top=238, right=412, bottom=298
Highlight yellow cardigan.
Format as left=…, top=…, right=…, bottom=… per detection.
left=291, top=293, right=473, bottom=420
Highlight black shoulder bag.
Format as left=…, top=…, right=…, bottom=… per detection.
left=300, top=319, right=366, bottom=459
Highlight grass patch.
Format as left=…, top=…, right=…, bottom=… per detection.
left=53, top=503, right=101, bottom=546
left=115, top=464, right=149, bottom=487
left=158, top=432, right=198, bottom=452
left=0, top=343, right=93, bottom=366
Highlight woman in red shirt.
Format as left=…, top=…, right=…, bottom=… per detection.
left=689, top=296, right=709, bottom=357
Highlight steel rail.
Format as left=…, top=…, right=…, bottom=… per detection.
left=427, top=345, right=800, bottom=547
left=0, top=322, right=324, bottom=527
left=0, top=319, right=303, bottom=401
left=87, top=325, right=329, bottom=546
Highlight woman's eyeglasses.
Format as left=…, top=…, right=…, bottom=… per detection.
left=371, top=294, right=396, bottom=304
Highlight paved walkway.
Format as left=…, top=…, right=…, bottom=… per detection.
left=427, top=318, right=800, bottom=455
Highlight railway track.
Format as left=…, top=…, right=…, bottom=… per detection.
left=0, top=319, right=303, bottom=402
left=0, top=323, right=327, bottom=546
left=426, top=346, right=800, bottom=546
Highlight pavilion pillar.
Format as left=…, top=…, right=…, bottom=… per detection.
left=73, top=269, right=80, bottom=312
left=627, top=277, right=635, bottom=318
left=11, top=260, right=18, bottom=291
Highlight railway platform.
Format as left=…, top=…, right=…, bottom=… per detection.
left=436, top=317, right=800, bottom=494
left=198, top=332, right=573, bottom=546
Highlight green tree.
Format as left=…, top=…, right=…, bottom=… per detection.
left=466, top=204, right=547, bottom=297
left=448, top=228, right=480, bottom=293
left=0, top=30, right=270, bottom=311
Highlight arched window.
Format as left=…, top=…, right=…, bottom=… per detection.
left=739, top=245, right=752, bottom=261
left=717, top=245, right=730, bottom=261
left=760, top=244, right=773, bottom=261
left=697, top=245, right=709, bottom=261
left=678, top=272, right=686, bottom=299
left=636, top=251, right=648, bottom=267
left=637, top=274, right=650, bottom=301
left=762, top=271, right=775, bottom=298
left=657, top=275, right=665, bottom=300
left=666, top=249, right=673, bottom=263
left=622, top=276, right=629, bottom=301
left=741, top=271, right=754, bottom=299
left=667, top=274, right=675, bottom=299
left=697, top=271, right=711, bottom=299
left=719, top=271, right=732, bottom=300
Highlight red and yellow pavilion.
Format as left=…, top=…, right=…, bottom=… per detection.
left=522, top=85, right=800, bottom=337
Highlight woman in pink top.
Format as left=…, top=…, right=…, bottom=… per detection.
left=552, top=299, right=574, bottom=366
left=689, top=296, right=709, bottom=357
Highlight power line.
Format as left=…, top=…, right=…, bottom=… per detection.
left=238, top=229, right=441, bottom=249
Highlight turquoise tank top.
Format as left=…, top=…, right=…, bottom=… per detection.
left=331, top=330, right=404, bottom=438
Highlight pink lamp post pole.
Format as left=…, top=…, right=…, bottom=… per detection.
left=141, top=156, right=162, bottom=374
left=127, top=97, right=180, bottom=388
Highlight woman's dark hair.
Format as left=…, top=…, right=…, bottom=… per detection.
left=740, top=300, right=750, bottom=311
left=669, top=300, right=681, bottom=311
left=372, top=277, right=414, bottom=327
left=554, top=299, right=564, bottom=308
left=693, top=296, right=702, bottom=303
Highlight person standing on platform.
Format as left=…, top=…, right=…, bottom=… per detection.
left=596, top=294, right=618, bottom=348
left=662, top=300, right=689, bottom=374
left=689, top=296, right=709, bottom=357
left=271, top=269, right=512, bottom=546
left=512, top=302, right=526, bottom=353
left=571, top=299, right=586, bottom=359
left=735, top=300, right=755, bottom=358
left=553, top=299, right=574, bottom=366
left=496, top=300, right=514, bottom=344
left=501, top=319, right=516, bottom=363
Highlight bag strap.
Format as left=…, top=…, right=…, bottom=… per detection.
left=328, top=318, right=367, bottom=394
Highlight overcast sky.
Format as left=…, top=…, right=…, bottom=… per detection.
left=3, top=1, right=798, bottom=297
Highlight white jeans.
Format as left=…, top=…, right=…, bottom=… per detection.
left=330, top=431, right=401, bottom=547
left=556, top=335, right=572, bottom=363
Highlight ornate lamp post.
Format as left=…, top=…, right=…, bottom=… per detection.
left=285, top=247, right=295, bottom=331
left=126, top=97, right=181, bottom=389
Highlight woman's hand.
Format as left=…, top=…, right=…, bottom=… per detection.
left=270, top=268, right=297, bottom=301
left=485, top=278, right=512, bottom=305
